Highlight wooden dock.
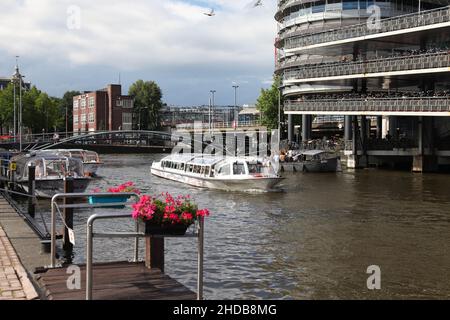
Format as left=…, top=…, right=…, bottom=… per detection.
left=36, top=262, right=196, bottom=300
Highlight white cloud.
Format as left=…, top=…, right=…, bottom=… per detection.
left=0, top=0, right=276, bottom=69
left=0, top=0, right=277, bottom=104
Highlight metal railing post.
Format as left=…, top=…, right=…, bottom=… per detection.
left=86, top=214, right=95, bottom=300
left=50, top=196, right=57, bottom=268
left=197, top=217, right=204, bottom=300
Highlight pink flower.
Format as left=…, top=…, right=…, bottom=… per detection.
left=196, top=209, right=210, bottom=217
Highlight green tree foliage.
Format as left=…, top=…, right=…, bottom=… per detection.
left=129, top=80, right=163, bottom=130
left=256, top=76, right=282, bottom=130
left=0, top=84, right=15, bottom=134
left=57, top=91, right=80, bottom=132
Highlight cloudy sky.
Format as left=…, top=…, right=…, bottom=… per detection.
left=0, top=0, right=277, bottom=106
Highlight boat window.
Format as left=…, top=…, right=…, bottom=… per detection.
left=181, top=163, right=185, bottom=171
left=217, top=164, right=230, bottom=175
left=33, top=160, right=44, bottom=178
left=188, top=164, right=194, bottom=172
left=44, top=160, right=66, bottom=177
left=233, top=162, right=246, bottom=175
left=247, top=163, right=263, bottom=174
left=205, top=167, right=210, bottom=176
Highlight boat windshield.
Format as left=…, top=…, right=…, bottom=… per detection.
left=84, top=151, right=99, bottom=163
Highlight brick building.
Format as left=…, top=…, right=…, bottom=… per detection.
left=73, top=84, right=134, bottom=133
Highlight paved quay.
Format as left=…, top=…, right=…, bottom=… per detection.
left=0, top=196, right=40, bottom=300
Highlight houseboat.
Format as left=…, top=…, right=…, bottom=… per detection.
left=280, top=150, right=340, bottom=173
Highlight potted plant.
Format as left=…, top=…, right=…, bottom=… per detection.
left=88, top=182, right=141, bottom=208
left=132, top=192, right=210, bottom=235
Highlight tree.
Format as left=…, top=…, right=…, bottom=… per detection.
left=0, top=84, right=15, bottom=135
left=129, top=80, right=163, bottom=130
left=57, top=91, right=80, bottom=132
left=256, top=75, right=282, bottom=131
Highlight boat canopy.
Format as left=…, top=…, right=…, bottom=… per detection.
left=11, top=154, right=84, bottom=180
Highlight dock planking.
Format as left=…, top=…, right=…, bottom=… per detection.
left=36, top=261, right=196, bottom=300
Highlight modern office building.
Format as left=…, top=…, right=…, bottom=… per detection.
left=73, top=84, right=134, bottom=133
left=275, top=1, right=450, bottom=171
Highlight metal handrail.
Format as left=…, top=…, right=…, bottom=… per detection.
left=50, top=192, right=141, bottom=268
left=86, top=213, right=204, bottom=300
left=284, top=96, right=450, bottom=113
left=283, top=51, right=450, bottom=80
left=284, top=5, right=450, bottom=49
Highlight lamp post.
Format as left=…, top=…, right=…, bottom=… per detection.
left=232, top=85, right=239, bottom=129
left=210, top=90, right=216, bottom=131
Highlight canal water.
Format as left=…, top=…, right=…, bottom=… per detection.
left=31, top=154, right=450, bottom=299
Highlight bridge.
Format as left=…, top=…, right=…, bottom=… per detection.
left=0, top=130, right=175, bottom=154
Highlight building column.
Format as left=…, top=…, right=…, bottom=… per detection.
left=413, top=116, right=438, bottom=172
left=288, top=114, right=294, bottom=143
left=302, top=115, right=312, bottom=142
left=376, top=116, right=383, bottom=139
left=388, top=116, right=398, bottom=138
left=344, top=115, right=353, bottom=141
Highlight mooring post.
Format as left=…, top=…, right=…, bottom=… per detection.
left=63, top=177, right=74, bottom=251
left=145, top=236, right=164, bottom=272
left=27, top=165, right=36, bottom=218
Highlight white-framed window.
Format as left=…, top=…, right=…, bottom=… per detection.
left=89, top=97, right=95, bottom=108
left=122, top=99, right=133, bottom=108
left=81, top=114, right=87, bottom=124
left=81, top=98, right=87, bottom=109
left=74, top=100, right=79, bottom=110
left=88, top=113, right=95, bottom=123
left=74, top=115, right=79, bottom=124
left=122, top=112, right=132, bottom=130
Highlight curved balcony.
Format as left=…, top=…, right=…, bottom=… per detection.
left=284, top=6, right=450, bottom=52
left=282, top=51, right=450, bottom=82
left=284, top=97, right=450, bottom=114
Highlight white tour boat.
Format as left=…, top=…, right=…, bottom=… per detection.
left=151, top=154, right=283, bottom=192
left=35, top=149, right=103, bottom=176
left=11, top=153, right=91, bottom=198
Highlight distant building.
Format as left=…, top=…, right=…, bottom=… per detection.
left=160, top=105, right=237, bottom=128
left=238, top=105, right=260, bottom=126
left=0, top=75, right=31, bottom=91
left=73, top=84, right=134, bottom=133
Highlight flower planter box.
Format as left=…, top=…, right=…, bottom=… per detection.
left=140, top=222, right=189, bottom=236
left=88, top=195, right=130, bottom=209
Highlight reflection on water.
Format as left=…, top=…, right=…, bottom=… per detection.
left=29, top=154, right=450, bottom=299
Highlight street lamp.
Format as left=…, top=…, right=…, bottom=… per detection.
left=210, top=90, right=216, bottom=131
left=232, top=85, right=239, bottom=129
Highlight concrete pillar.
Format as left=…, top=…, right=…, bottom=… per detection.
left=302, top=115, right=312, bottom=142
left=344, top=115, right=353, bottom=141
left=288, top=114, right=294, bottom=143
left=388, top=116, right=398, bottom=138
left=376, top=116, right=383, bottom=139
left=413, top=116, right=438, bottom=172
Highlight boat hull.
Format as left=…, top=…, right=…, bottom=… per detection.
left=19, top=178, right=92, bottom=198
left=151, top=167, right=283, bottom=192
